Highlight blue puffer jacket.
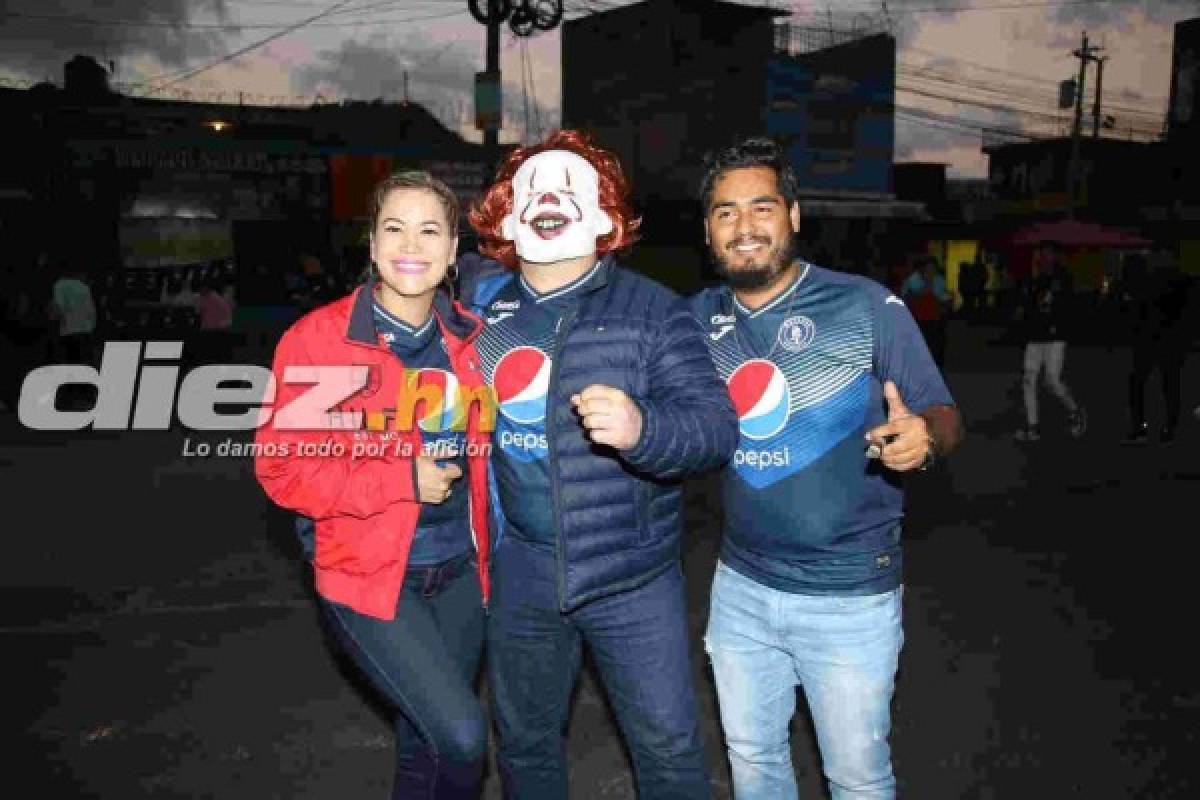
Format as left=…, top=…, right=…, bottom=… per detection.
left=461, top=254, right=738, bottom=611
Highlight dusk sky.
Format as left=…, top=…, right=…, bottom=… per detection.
left=2, top=0, right=1198, bottom=178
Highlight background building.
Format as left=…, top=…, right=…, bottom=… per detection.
left=562, top=0, right=922, bottom=283
left=0, top=55, right=491, bottom=321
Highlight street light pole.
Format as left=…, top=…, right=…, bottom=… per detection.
left=470, top=1, right=563, bottom=177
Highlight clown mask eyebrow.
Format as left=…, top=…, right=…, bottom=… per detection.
left=502, top=150, right=614, bottom=265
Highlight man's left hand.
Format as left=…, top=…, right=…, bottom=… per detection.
left=865, top=381, right=932, bottom=472
left=571, top=384, right=643, bottom=451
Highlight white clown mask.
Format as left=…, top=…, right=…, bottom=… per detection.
left=501, top=150, right=614, bottom=264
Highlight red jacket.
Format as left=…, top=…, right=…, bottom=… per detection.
left=254, top=283, right=491, bottom=620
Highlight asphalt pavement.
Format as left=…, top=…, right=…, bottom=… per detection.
left=4, top=319, right=1198, bottom=799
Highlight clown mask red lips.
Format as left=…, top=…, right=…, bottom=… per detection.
left=502, top=150, right=613, bottom=264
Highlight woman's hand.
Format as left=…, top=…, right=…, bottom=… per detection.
left=415, top=455, right=462, bottom=504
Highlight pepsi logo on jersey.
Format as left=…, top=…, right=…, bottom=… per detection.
left=493, top=346, right=552, bottom=458
left=727, top=359, right=792, bottom=471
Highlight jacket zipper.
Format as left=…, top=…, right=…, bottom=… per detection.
left=546, top=308, right=578, bottom=613
left=462, top=351, right=489, bottom=614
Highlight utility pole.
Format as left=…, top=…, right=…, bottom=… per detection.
left=1091, top=56, right=1107, bottom=139
left=1066, top=32, right=1103, bottom=216
left=484, top=6, right=500, bottom=175
left=469, top=1, right=508, bottom=180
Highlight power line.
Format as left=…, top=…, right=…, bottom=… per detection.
left=903, top=44, right=1168, bottom=102
left=897, top=81, right=1164, bottom=141
left=127, top=5, right=465, bottom=93
left=224, top=0, right=459, bottom=6
left=0, top=2, right=464, bottom=31
left=896, top=53, right=1169, bottom=126
left=898, top=83, right=1068, bottom=124
left=897, top=69, right=1166, bottom=126
left=778, top=0, right=1139, bottom=15
left=142, top=0, right=360, bottom=95
left=895, top=105, right=1037, bottom=140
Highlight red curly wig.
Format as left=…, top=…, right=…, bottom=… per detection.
left=468, top=129, right=641, bottom=269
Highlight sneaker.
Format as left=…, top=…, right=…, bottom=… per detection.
left=1014, top=425, right=1041, bottom=442
left=1160, top=427, right=1176, bottom=444
left=1068, top=407, right=1088, bottom=438
left=1121, top=423, right=1149, bottom=446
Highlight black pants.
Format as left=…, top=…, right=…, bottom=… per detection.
left=1129, top=342, right=1184, bottom=431
left=58, top=332, right=94, bottom=364
left=960, top=290, right=985, bottom=319
left=319, top=552, right=486, bottom=799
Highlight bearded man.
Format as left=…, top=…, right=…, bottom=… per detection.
left=690, top=137, right=963, bottom=800
left=462, top=129, right=737, bottom=799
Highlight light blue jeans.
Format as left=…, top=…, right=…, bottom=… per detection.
left=704, top=561, right=903, bottom=800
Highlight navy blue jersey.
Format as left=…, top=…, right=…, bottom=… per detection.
left=691, top=264, right=954, bottom=595
left=475, top=263, right=605, bottom=548
left=373, top=302, right=471, bottom=566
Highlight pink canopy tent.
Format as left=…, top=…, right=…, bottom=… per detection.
left=1010, top=219, right=1151, bottom=248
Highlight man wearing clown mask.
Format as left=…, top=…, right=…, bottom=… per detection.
left=464, top=130, right=737, bottom=798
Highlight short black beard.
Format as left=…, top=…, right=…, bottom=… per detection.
left=712, top=236, right=797, bottom=291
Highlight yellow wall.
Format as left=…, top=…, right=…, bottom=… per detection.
left=1065, top=251, right=1104, bottom=290
left=1181, top=240, right=1200, bottom=276
left=927, top=239, right=980, bottom=307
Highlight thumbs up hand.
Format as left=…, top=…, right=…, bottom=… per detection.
left=864, top=381, right=933, bottom=472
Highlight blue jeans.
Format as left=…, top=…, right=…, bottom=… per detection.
left=320, top=552, right=486, bottom=800
left=487, top=535, right=711, bottom=799
left=704, top=562, right=903, bottom=800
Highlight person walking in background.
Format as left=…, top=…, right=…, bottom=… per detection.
left=255, top=172, right=494, bottom=799
left=193, top=278, right=235, bottom=363
left=1013, top=241, right=1087, bottom=443
left=990, top=255, right=1015, bottom=321
left=48, top=261, right=96, bottom=365
left=691, top=136, right=963, bottom=800
left=195, top=278, right=234, bottom=330
left=900, top=255, right=953, bottom=366
left=46, top=261, right=98, bottom=410
left=958, top=257, right=986, bottom=321
left=1121, top=249, right=1194, bottom=445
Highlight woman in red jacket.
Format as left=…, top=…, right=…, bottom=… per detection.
left=255, top=171, right=493, bottom=799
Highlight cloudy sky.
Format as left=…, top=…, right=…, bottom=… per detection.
left=2, top=0, right=1197, bottom=177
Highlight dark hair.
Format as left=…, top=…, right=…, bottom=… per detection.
left=914, top=254, right=938, bottom=271
left=369, top=170, right=459, bottom=235
left=698, top=136, right=800, bottom=212
left=469, top=129, right=640, bottom=270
